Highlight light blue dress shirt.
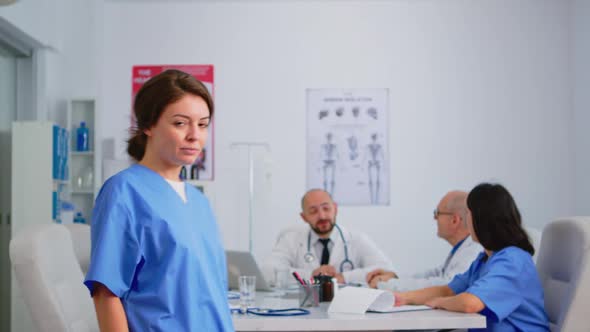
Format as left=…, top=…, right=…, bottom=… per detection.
left=449, top=246, right=549, bottom=332
left=84, top=164, right=234, bottom=331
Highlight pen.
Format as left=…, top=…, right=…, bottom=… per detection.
left=292, top=272, right=306, bottom=285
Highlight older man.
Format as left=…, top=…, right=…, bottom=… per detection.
left=367, top=191, right=482, bottom=291
left=264, top=189, right=392, bottom=284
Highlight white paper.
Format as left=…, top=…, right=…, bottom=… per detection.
left=328, top=287, right=383, bottom=314
left=328, top=287, right=432, bottom=314
left=367, top=305, right=432, bottom=313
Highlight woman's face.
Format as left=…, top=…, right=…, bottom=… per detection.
left=144, top=94, right=210, bottom=168
left=466, top=208, right=479, bottom=244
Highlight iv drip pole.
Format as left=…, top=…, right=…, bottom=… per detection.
left=229, top=142, right=270, bottom=253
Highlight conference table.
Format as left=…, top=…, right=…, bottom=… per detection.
left=231, top=294, right=486, bottom=331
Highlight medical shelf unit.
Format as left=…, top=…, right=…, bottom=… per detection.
left=12, top=122, right=69, bottom=230
left=67, top=98, right=98, bottom=223
left=11, top=121, right=69, bottom=332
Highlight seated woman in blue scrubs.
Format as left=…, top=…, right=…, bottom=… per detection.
left=84, top=69, right=234, bottom=331
left=394, top=183, right=549, bottom=332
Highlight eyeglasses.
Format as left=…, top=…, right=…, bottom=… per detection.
left=433, top=208, right=454, bottom=219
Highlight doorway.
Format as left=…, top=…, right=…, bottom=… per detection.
left=0, top=39, right=18, bottom=332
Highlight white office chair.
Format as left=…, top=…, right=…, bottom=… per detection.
left=63, top=223, right=92, bottom=275
left=9, top=223, right=99, bottom=332
left=536, top=217, right=590, bottom=332
left=525, top=225, right=543, bottom=263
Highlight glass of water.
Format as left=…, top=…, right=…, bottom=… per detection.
left=273, top=268, right=291, bottom=296
left=239, top=275, right=256, bottom=312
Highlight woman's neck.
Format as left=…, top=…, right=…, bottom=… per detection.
left=139, top=154, right=182, bottom=181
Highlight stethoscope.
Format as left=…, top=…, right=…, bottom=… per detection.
left=303, top=223, right=354, bottom=272
left=441, top=237, right=468, bottom=275
left=231, top=307, right=310, bottom=316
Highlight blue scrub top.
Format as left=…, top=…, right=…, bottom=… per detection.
left=84, top=164, right=234, bottom=331
left=449, top=246, right=549, bottom=332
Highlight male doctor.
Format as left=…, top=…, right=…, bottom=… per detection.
left=264, top=189, right=392, bottom=284
left=366, top=190, right=482, bottom=291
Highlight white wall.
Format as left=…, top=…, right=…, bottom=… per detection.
left=0, top=0, right=59, bottom=48
left=572, top=0, right=590, bottom=216
left=99, top=0, right=574, bottom=273
left=0, top=0, right=99, bottom=122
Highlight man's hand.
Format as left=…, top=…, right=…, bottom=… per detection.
left=366, top=269, right=398, bottom=288
left=312, top=264, right=337, bottom=278
left=334, top=272, right=345, bottom=284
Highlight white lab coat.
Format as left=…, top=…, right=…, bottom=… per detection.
left=263, top=224, right=393, bottom=284
left=377, top=236, right=482, bottom=291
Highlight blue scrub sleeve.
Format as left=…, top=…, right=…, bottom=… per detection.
left=84, top=182, right=143, bottom=298
left=448, top=258, right=478, bottom=294
left=462, top=253, right=525, bottom=322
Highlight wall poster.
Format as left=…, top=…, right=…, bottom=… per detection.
left=306, top=89, right=389, bottom=206
left=132, top=65, right=215, bottom=181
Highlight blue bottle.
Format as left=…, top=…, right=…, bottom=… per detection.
left=76, top=121, right=89, bottom=151
left=73, top=212, right=86, bottom=224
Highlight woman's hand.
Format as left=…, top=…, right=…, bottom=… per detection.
left=425, top=296, right=446, bottom=309
left=393, top=292, right=409, bottom=306
left=424, top=293, right=485, bottom=313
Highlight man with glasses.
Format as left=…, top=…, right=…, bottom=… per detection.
left=366, top=191, right=482, bottom=291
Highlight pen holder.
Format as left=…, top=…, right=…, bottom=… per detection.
left=298, top=284, right=321, bottom=307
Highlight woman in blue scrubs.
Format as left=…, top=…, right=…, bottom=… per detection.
left=84, top=69, right=234, bottom=331
left=394, top=183, right=549, bottom=332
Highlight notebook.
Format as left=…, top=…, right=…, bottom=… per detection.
left=226, top=250, right=272, bottom=291
left=328, top=286, right=432, bottom=314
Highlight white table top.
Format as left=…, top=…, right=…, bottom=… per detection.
left=232, top=297, right=486, bottom=331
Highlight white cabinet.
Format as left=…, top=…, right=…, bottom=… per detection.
left=11, top=121, right=69, bottom=332
left=11, top=122, right=68, bottom=230
left=67, top=99, right=98, bottom=223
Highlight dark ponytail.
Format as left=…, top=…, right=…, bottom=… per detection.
left=126, top=132, right=148, bottom=161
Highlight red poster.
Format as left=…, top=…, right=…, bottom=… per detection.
left=132, top=65, right=215, bottom=180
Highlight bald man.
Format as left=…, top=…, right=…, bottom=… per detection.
left=264, top=189, right=392, bottom=285
left=367, top=191, right=482, bottom=291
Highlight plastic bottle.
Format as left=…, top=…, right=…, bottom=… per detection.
left=179, top=166, right=187, bottom=180
left=76, top=121, right=89, bottom=151
left=61, top=202, right=75, bottom=224
left=190, top=164, right=199, bottom=180
left=73, top=212, right=86, bottom=224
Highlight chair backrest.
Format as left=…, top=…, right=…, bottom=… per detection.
left=525, top=225, right=543, bottom=263
left=9, top=223, right=98, bottom=332
left=536, top=217, right=590, bottom=332
left=63, top=223, right=91, bottom=275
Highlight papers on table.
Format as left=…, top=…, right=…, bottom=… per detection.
left=328, top=286, right=432, bottom=314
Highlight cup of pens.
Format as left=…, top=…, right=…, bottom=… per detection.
left=298, top=284, right=321, bottom=307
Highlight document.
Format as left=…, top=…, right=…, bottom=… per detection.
left=328, top=286, right=432, bottom=314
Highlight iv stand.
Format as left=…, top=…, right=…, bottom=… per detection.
left=229, top=142, right=271, bottom=253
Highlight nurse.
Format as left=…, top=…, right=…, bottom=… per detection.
left=394, top=183, right=549, bottom=332
left=84, top=69, right=234, bottom=331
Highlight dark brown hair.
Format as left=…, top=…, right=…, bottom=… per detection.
left=467, top=183, right=534, bottom=255
left=127, top=69, right=214, bottom=161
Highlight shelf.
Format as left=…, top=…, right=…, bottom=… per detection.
left=72, top=189, right=94, bottom=195
left=71, top=151, right=94, bottom=156
left=67, top=98, right=98, bottom=224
